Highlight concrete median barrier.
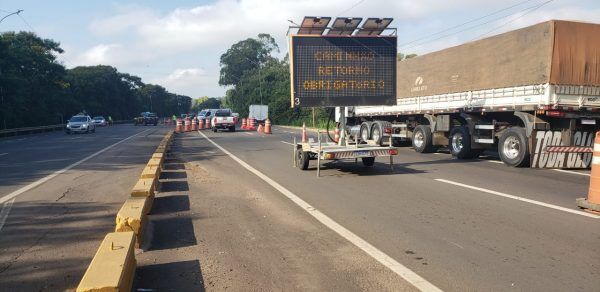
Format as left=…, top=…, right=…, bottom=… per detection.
left=147, top=157, right=162, bottom=168
left=140, top=164, right=161, bottom=180
left=131, top=178, right=156, bottom=197
left=151, top=152, right=165, bottom=166
left=76, top=231, right=136, bottom=292
left=115, top=197, right=150, bottom=248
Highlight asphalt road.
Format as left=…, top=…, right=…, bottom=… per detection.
left=155, top=126, right=597, bottom=291
left=0, top=124, right=598, bottom=291
left=0, top=124, right=169, bottom=291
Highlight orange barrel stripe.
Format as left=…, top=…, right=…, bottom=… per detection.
left=588, top=132, right=600, bottom=204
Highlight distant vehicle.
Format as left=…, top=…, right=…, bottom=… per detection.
left=198, top=109, right=218, bottom=125
left=249, top=105, right=268, bottom=122
left=211, top=109, right=235, bottom=132
left=92, top=116, right=107, bottom=126
left=134, top=112, right=158, bottom=126
left=65, top=115, right=96, bottom=134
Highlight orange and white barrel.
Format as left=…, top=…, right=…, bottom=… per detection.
left=192, top=118, right=198, bottom=131
left=334, top=127, right=340, bottom=143
left=176, top=118, right=182, bottom=133
left=184, top=118, right=191, bottom=132
left=264, top=118, right=272, bottom=134
left=587, top=132, right=600, bottom=205
left=241, top=118, right=247, bottom=130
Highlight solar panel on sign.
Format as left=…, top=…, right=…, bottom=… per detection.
left=298, top=16, right=331, bottom=35
left=355, top=18, right=393, bottom=36
left=327, top=17, right=362, bottom=35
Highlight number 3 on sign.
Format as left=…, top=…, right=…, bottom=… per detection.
left=295, top=98, right=300, bottom=106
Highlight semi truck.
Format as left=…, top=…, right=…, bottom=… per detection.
left=345, top=20, right=600, bottom=168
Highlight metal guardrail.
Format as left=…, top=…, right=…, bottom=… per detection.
left=0, top=120, right=134, bottom=137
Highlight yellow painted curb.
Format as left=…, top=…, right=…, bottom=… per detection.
left=146, top=157, right=162, bottom=168
left=131, top=178, right=155, bottom=197
left=76, top=231, right=136, bottom=292
left=151, top=152, right=165, bottom=165
left=115, top=197, right=150, bottom=248
left=140, top=164, right=161, bottom=180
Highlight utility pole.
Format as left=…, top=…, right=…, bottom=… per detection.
left=0, top=9, right=23, bottom=24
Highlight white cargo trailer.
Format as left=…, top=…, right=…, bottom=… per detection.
left=248, top=105, right=268, bottom=122
left=347, top=20, right=600, bottom=168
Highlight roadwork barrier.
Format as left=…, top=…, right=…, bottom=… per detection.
left=77, top=130, right=174, bottom=290
left=76, top=231, right=136, bottom=292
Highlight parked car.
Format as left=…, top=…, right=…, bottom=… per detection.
left=134, top=112, right=158, bottom=126
left=65, top=115, right=96, bottom=134
left=93, top=116, right=107, bottom=126
left=211, top=109, right=236, bottom=132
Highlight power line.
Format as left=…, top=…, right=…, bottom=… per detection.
left=473, top=0, right=556, bottom=40
left=399, top=0, right=553, bottom=51
left=397, top=0, right=538, bottom=48
left=0, top=9, right=23, bottom=23
left=336, top=0, right=368, bottom=17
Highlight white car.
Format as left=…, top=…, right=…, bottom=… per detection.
left=66, top=115, right=96, bottom=134
left=93, top=116, right=107, bottom=126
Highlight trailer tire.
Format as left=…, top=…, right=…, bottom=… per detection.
left=371, top=123, right=382, bottom=146
left=362, top=157, right=375, bottom=167
left=412, top=125, right=436, bottom=153
left=449, top=126, right=475, bottom=159
left=296, top=148, right=310, bottom=170
left=359, top=122, right=371, bottom=144
left=498, top=127, right=530, bottom=167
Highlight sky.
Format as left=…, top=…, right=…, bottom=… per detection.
left=1, top=0, right=599, bottom=99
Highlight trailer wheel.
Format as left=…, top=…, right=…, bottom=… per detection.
left=449, top=126, right=475, bottom=159
left=412, top=125, right=436, bottom=153
left=359, top=122, right=370, bottom=143
left=296, top=148, right=310, bottom=170
left=498, top=127, right=530, bottom=167
left=371, top=123, right=382, bottom=146
left=362, top=157, right=375, bottom=167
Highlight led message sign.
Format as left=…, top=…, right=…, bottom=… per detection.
left=290, top=35, right=396, bottom=107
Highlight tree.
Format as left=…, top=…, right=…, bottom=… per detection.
left=191, top=96, right=221, bottom=112
left=398, top=53, right=418, bottom=61
left=218, top=34, right=279, bottom=86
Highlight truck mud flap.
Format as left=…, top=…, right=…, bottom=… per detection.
left=530, top=130, right=594, bottom=168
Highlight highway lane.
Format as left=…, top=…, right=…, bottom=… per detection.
left=0, top=125, right=169, bottom=291
left=190, top=126, right=599, bottom=291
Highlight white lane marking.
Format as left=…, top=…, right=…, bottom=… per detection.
left=487, top=160, right=503, bottom=164
left=552, top=169, right=590, bottom=177
left=198, top=130, right=442, bottom=292
left=0, top=129, right=152, bottom=205
left=244, top=132, right=253, bottom=135
left=0, top=153, right=7, bottom=157
left=0, top=198, right=15, bottom=232
left=435, top=179, right=600, bottom=219
left=432, top=153, right=444, bottom=155
left=280, top=141, right=294, bottom=146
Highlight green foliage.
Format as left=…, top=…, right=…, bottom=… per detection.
left=0, top=31, right=192, bottom=129
left=397, top=52, right=418, bottom=61
left=219, top=34, right=330, bottom=127
left=191, top=96, right=221, bottom=112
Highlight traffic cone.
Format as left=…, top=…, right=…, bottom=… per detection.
left=199, top=118, right=204, bottom=130
left=301, top=122, right=307, bottom=143
left=175, top=118, right=182, bottom=133
left=257, top=123, right=263, bottom=133
left=184, top=118, right=191, bottom=132
left=577, top=132, right=600, bottom=213
left=334, top=126, right=340, bottom=143
left=241, top=118, right=247, bottom=130
left=192, top=118, right=198, bottom=131
left=264, top=119, right=272, bottom=134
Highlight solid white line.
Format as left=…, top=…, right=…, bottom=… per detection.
left=0, top=153, right=7, bottom=156
left=280, top=141, right=294, bottom=146
left=435, top=178, right=600, bottom=219
left=552, top=169, right=590, bottom=177
left=198, top=130, right=442, bottom=292
left=0, top=129, right=152, bottom=205
left=487, top=160, right=503, bottom=164
left=0, top=198, right=15, bottom=232
left=244, top=132, right=253, bottom=135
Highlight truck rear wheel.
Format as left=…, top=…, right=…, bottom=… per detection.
left=449, top=126, right=476, bottom=159
left=359, top=122, right=370, bottom=144
left=412, top=125, right=436, bottom=153
left=362, top=157, right=375, bottom=166
left=296, top=148, right=310, bottom=170
left=498, top=127, right=530, bottom=167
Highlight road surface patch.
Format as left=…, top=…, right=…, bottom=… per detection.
left=0, top=128, right=152, bottom=205
left=76, top=231, right=136, bottom=292
left=435, top=178, right=600, bottom=219
left=198, top=130, right=442, bottom=292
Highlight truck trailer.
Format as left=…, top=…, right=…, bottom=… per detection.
left=347, top=20, right=600, bottom=168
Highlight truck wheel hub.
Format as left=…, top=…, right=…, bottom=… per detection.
left=503, top=136, right=520, bottom=159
